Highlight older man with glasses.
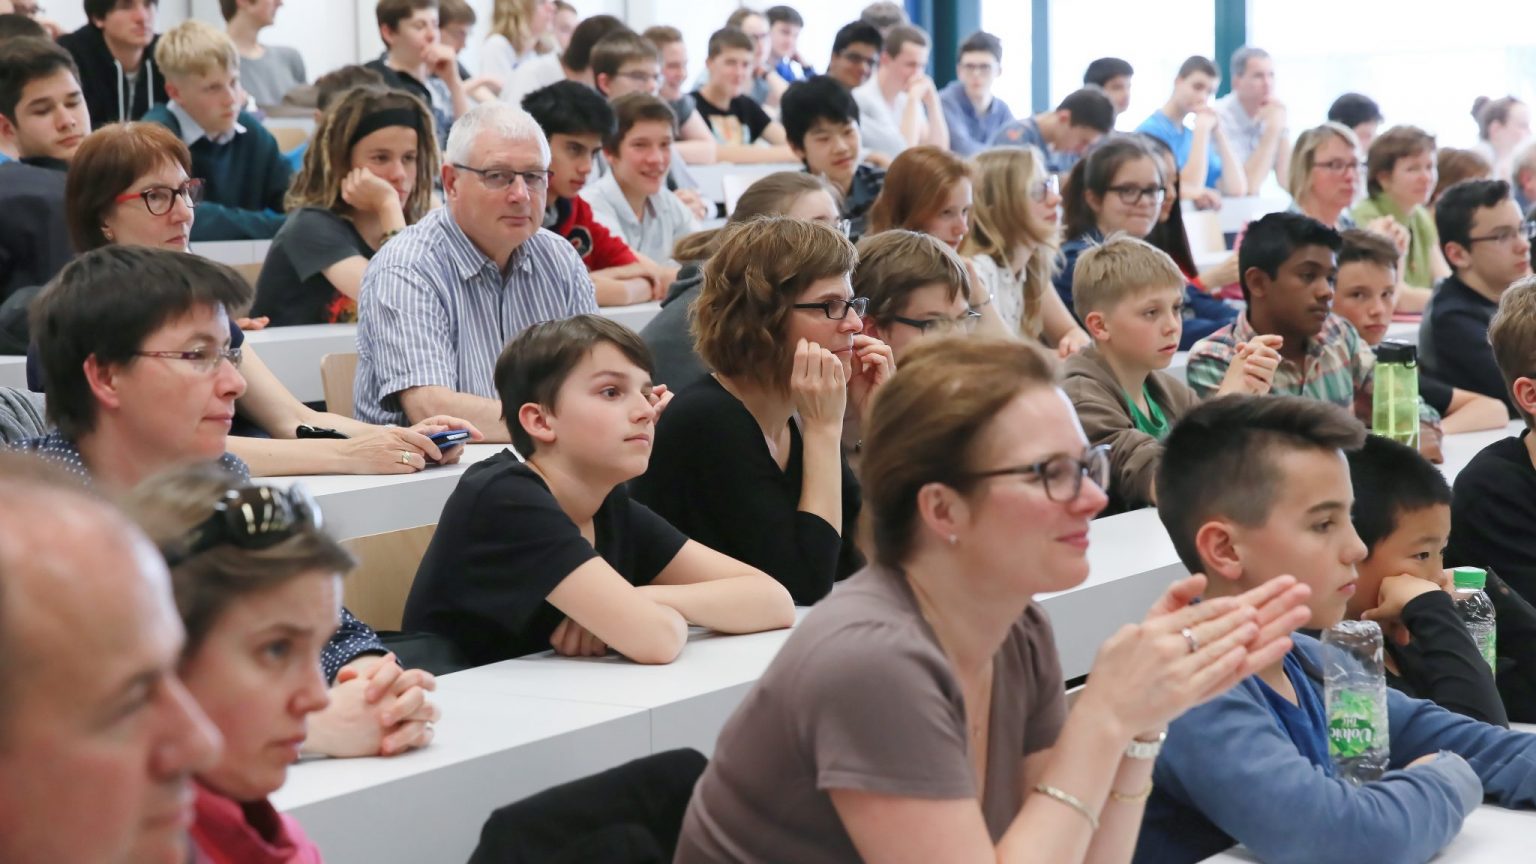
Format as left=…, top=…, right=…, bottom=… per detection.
left=354, top=101, right=598, bottom=437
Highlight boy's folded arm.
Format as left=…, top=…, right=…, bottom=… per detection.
left=1387, top=686, right=1536, bottom=807
left=1160, top=688, right=1477, bottom=864
left=1395, top=591, right=1509, bottom=726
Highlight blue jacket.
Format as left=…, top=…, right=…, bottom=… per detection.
left=1055, top=229, right=1235, bottom=349
left=1135, top=633, right=1536, bottom=864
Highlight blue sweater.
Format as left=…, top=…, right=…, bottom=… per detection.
left=141, top=106, right=289, bottom=241
left=1134, top=633, right=1536, bottom=864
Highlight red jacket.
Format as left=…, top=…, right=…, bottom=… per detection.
left=191, top=783, right=323, bottom=864
left=548, top=195, right=638, bottom=271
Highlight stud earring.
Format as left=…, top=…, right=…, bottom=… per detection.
left=947, top=534, right=958, bottom=546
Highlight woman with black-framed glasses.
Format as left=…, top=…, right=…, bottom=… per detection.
left=633, top=217, right=893, bottom=605
left=1056, top=135, right=1237, bottom=350
left=678, top=336, right=1308, bottom=864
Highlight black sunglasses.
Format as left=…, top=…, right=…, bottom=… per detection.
left=162, top=484, right=323, bottom=566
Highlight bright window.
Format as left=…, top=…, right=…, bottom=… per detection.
left=980, top=2, right=1032, bottom=121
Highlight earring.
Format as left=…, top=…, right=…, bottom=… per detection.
left=101, top=227, right=113, bottom=241
left=947, top=534, right=958, bottom=546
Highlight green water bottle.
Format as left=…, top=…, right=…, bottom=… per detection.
left=1372, top=341, right=1419, bottom=448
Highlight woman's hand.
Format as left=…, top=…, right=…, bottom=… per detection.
left=331, top=425, right=450, bottom=474
left=1078, top=574, right=1312, bottom=741
left=341, top=167, right=404, bottom=217
left=790, top=338, right=848, bottom=431
left=1216, top=334, right=1283, bottom=396
left=846, top=334, right=894, bottom=422
left=303, top=654, right=440, bottom=758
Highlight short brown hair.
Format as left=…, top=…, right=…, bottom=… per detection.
left=377, top=0, right=437, bottom=33
left=1489, top=275, right=1536, bottom=424
left=314, top=64, right=387, bottom=112
left=725, top=7, right=764, bottom=29
left=439, top=0, right=475, bottom=26
left=125, top=465, right=355, bottom=657
left=0, top=36, right=79, bottom=123
left=65, top=122, right=192, bottom=253
left=154, top=20, right=238, bottom=79
left=494, top=315, right=654, bottom=455
left=605, top=91, right=675, bottom=153
left=866, top=145, right=972, bottom=236
left=1337, top=228, right=1400, bottom=273
left=591, top=30, right=659, bottom=93
left=1366, top=125, right=1436, bottom=196
left=854, top=230, right=967, bottom=326
left=692, top=217, right=858, bottom=392
left=707, top=27, right=753, bottom=60
left=861, top=336, right=1057, bottom=567
left=882, top=24, right=927, bottom=58
left=1432, top=147, right=1492, bottom=206
left=643, top=25, right=682, bottom=48
left=1071, top=233, right=1185, bottom=320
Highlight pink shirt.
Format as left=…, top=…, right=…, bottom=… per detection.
left=190, top=783, right=323, bottom=864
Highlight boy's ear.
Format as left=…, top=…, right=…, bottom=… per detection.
left=594, top=73, right=611, bottom=96
left=379, top=24, right=397, bottom=48
left=788, top=141, right=806, bottom=162
left=1194, top=519, right=1245, bottom=585
left=1511, top=377, right=1536, bottom=419
left=163, top=79, right=182, bottom=103
left=1242, top=266, right=1270, bottom=301
left=517, top=402, right=558, bottom=447
left=0, top=114, right=17, bottom=144
left=1082, top=309, right=1110, bottom=341
left=1443, top=240, right=1472, bottom=272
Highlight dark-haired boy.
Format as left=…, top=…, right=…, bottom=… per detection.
left=780, top=75, right=884, bottom=240
left=1084, top=56, right=1133, bottom=117
left=57, top=0, right=167, bottom=128
left=824, top=20, right=881, bottom=93
left=1421, top=179, right=1534, bottom=416
left=522, top=81, right=658, bottom=307
left=1136, top=394, right=1536, bottom=864
left=939, top=30, right=1013, bottom=157
left=0, top=37, right=84, bottom=311
left=365, top=0, right=467, bottom=148
left=990, top=86, right=1111, bottom=173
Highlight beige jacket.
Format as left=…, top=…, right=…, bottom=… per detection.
left=1062, top=346, right=1200, bottom=516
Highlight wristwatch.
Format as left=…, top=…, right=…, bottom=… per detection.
left=1125, top=731, right=1167, bottom=760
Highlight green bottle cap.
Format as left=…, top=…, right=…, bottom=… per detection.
left=1453, top=567, right=1487, bottom=590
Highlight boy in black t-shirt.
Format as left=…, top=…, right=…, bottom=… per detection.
left=690, top=27, right=795, bottom=164
left=402, top=315, right=794, bottom=667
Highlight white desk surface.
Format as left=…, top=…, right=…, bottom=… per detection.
left=601, top=300, right=663, bottom=333
left=246, top=324, right=358, bottom=404
left=191, top=239, right=272, bottom=266
left=0, top=354, right=24, bottom=390
left=1204, top=804, right=1536, bottom=862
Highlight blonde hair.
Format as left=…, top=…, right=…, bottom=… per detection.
left=1070, top=233, right=1185, bottom=321
left=1288, top=122, right=1360, bottom=204
left=154, top=20, right=238, bottom=79
left=691, top=217, right=858, bottom=393
left=671, top=172, right=834, bottom=261
left=960, top=147, right=1059, bottom=335
left=286, top=86, right=438, bottom=222
left=855, top=230, right=968, bottom=325
left=1490, top=274, right=1536, bottom=424
left=492, top=0, right=555, bottom=56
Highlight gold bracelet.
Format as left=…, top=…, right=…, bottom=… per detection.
left=1032, top=783, right=1099, bottom=831
left=1109, top=783, right=1154, bottom=803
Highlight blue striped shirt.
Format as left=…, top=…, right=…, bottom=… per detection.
left=354, top=207, right=598, bottom=425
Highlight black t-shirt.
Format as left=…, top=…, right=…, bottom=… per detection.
left=403, top=451, right=688, bottom=666
left=630, top=374, right=863, bottom=605
left=1422, top=274, right=1515, bottom=417
left=690, top=90, right=771, bottom=146
left=1419, top=369, right=1454, bottom=416
left=252, top=208, right=373, bottom=326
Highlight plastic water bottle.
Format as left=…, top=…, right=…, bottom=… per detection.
left=1322, top=620, right=1391, bottom=785
left=1372, top=341, right=1420, bottom=448
left=1452, top=567, right=1497, bottom=671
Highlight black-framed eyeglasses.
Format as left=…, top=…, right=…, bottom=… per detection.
left=113, top=178, right=205, bottom=216
left=452, top=163, right=551, bottom=192
left=958, top=444, right=1111, bottom=503
left=838, top=49, right=877, bottom=68
left=617, top=70, right=663, bottom=85
left=163, top=484, right=323, bottom=567
left=1314, top=158, right=1367, bottom=175
left=793, top=297, right=869, bottom=320
left=1467, top=221, right=1536, bottom=247
left=1029, top=174, right=1061, bottom=203
left=1106, top=184, right=1166, bottom=205
left=892, top=308, right=982, bottom=334
left=133, top=345, right=242, bottom=374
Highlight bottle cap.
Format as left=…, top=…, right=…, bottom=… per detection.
left=1453, top=567, right=1487, bottom=590
left=1374, top=340, right=1417, bottom=366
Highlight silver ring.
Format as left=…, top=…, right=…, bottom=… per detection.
left=1181, top=627, right=1200, bottom=654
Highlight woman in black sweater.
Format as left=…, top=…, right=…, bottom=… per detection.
left=631, top=217, right=893, bottom=604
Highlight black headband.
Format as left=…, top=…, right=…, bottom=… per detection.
left=348, top=108, right=423, bottom=150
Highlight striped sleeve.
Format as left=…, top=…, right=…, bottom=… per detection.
left=365, top=264, right=458, bottom=407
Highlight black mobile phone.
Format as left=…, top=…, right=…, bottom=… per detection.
left=429, top=429, right=471, bottom=450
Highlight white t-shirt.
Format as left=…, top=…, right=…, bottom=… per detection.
left=502, top=53, right=562, bottom=106
left=853, top=79, right=914, bottom=159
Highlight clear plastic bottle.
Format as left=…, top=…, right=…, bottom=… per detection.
left=1322, top=620, right=1391, bottom=785
left=1372, top=341, right=1420, bottom=448
left=1452, top=566, right=1498, bottom=671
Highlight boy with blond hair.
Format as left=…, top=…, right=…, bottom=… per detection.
left=1063, top=234, right=1280, bottom=515
left=142, top=20, right=288, bottom=240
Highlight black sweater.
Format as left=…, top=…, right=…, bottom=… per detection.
left=1383, top=589, right=1508, bottom=726
left=56, top=24, right=167, bottom=128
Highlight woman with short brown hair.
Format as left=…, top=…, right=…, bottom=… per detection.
left=1352, top=125, right=1452, bottom=290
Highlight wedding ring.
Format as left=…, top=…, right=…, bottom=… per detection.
left=1181, top=627, right=1200, bottom=654
left=399, top=451, right=411, bottom=465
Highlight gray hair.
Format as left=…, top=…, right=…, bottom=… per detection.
left=444, top=102, right=552, bottom=168
left=1230, top=45, right=1270, bottom=80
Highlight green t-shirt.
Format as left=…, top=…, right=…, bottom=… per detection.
left=1128, top=385, right=1171, bottom=440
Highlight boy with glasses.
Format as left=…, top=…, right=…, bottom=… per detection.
left=824, top=20, right=880, bottom=93
left=939, top=30, right=1013, bottom=156
left=1421, top=179, right=1535, bottom=414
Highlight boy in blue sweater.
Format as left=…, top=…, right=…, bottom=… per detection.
left=1137, top=394, right=1536, bottom=864
left=142, top=20, right=287, bottom=241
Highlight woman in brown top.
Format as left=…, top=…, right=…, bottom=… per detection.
left=676, top=337, right=1312, bottom=863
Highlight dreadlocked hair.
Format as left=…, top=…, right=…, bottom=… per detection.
left=285, top=85, right=439, bottom=224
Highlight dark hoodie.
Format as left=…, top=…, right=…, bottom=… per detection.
left=639, top=264, right=707, bottom=391
left=57, top=23, right=166, bottom=129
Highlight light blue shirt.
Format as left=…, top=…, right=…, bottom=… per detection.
left=1137, top=110, right=1224, bottom=190
left=939, top=80, right=1013, bottom=157
left=353, top=208, right=597, bottom=424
